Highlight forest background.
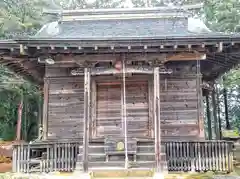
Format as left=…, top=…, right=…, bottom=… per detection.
left=0, top=0, right=239, bottom=141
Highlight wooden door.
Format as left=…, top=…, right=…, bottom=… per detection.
left=126, top=80, right=150, bottom=137
left=92, top=77, right=151, bottom=139
left=95, top=82, right=122, bottom=138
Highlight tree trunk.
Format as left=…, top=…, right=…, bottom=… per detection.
left=16, top=96, right=23, bottom=141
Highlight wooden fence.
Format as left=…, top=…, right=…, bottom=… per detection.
left=12, top=140, right=234, bottom=173
left=12, top=141, right=80, bottom=173
left=165, top=141, right=234, bottom=172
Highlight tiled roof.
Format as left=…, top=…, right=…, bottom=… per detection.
left=33, top=7, right=213, bottom=39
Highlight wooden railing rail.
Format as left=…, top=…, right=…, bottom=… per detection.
left=164, top=141, right=234, bottom=173
left=12, top=141, right=81, bottom=173
left=12, top=140, right=234, bottom=173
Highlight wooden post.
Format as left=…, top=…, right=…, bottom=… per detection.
left=223, top=76, right=230, bottom=129
left=212, top=88, right=220, bottom=139
left=83, top=67, right=90, bottom=172
left=42, top=79, right=49, bottom=140
left=196, top=59, right=205, bottom=138
left=216, top=86, right=222, bottom=139
left=154, top=67, right=161, bottom=172
left=206, top=92, right=212, bottom=140
left=38, top=92, right=43, bottom=138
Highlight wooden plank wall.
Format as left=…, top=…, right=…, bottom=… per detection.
left=44, top=61, right=202, bottom=140
left=160, top=62, right=200, bottom=140
left=125, top=80, right=150, bottom=137
left=46, top=66, right=84, bottom=139
left=95, top=83, right=122, bottom=137
left=93, top=76, right=150, bottom=138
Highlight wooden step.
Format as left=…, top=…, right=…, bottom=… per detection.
left=79, top=145, right=156, bottom=153
left=79, top=144, right=165, bottom=154
left=137, top=145, right=154, bottom=153
left=79, top=145, right=105, bottom=153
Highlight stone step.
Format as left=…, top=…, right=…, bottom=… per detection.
left=91, top=169, right=154, bottom=178
left=88, top=161, right=155, bottom=169
left=93, top=177, right=153, bottom=179
left=75, top=161, right=167, bottom=172
left=78, top=153, right=166, bottom=162
left=79, top=144, right=165, bottom=154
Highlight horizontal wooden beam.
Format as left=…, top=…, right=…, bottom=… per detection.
left=166, top=52, right=206, bottom=62
left=0, top=56, right=43, bottom=84
left=71, top=65, right=173, bottom=76
left=46, top=53, right=206, bottom=67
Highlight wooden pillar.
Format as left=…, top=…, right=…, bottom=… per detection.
left=38, top=93, right=43, bottom=138
left=212, top=88, right=220, bottom=139
left=223, top=76, right=230, bottom=129
left=83, top=67, right=90, bottom=172
left=206, top=93, right=212, bottom=140
left=216, top=86, right=222, bottom=139
left=42, top=79, right=49, bottom=140
left=196, top=59, right=205, bottom=138
left=154, top=67, right=161, bottom=172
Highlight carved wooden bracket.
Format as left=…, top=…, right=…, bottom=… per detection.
left=70, top=65, right=173, bottom=76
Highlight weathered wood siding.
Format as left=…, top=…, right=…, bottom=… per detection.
left=93, top=76, right=150, bottom=138
left=125, top=80, right=150, bottom=137
left=160, top=62, right=201, bottom=140
left=46, top=66, right=84, bottom=139
left=160, top=76, right=199, bottom=140
left=45, top=61, right=202, bottom=140
left=95, top=82, right=122, bottom=137
left=47, top=77, right=84, bottom=139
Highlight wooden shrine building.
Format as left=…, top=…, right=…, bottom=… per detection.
left=0, top=7, right=240, bottom=175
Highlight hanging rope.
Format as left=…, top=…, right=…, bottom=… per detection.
left=122, top=57, right=128, bottom=169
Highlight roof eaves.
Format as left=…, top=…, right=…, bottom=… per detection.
left=16, top=33, right=240, bottom=42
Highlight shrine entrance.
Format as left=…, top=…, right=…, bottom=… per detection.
left=91, top=75, right=152, bottom=139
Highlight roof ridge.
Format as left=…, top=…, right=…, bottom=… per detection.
left=43, top=3, right=202, bottom=17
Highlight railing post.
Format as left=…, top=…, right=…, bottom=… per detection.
left=12, top=145, right=17, bottom=172
left=190, top=142, right=195, bottom=172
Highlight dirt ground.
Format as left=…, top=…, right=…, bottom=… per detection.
left=0, top=163, right=11, bottom=173
left=0, top=140, right=25, bottom=173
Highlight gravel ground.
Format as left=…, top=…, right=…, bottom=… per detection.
left=213, top=176, right=240, bottom=179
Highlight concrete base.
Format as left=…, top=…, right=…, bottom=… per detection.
left=73, top=171, right=91, bottom=179
left=153, top=172, right=165, bottom=179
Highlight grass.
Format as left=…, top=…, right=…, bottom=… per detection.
left=0, top=168, right=239, bottom=179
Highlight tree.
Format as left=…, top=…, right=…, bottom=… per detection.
left=0, top=0, right=51, bottom=39
left=203, top=0, right=240, bottom=131
left=204, top=0, right=240, bottom=33
left=0, top=65, right=41, bottom=141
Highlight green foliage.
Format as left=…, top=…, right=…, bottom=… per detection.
left=204, top=0, right=240, bottom=32
left=0, top=0, right=51, bottom=38
left=0, top=66, right=41, bottom=141
left=202, top=0, right=240, bottom=132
